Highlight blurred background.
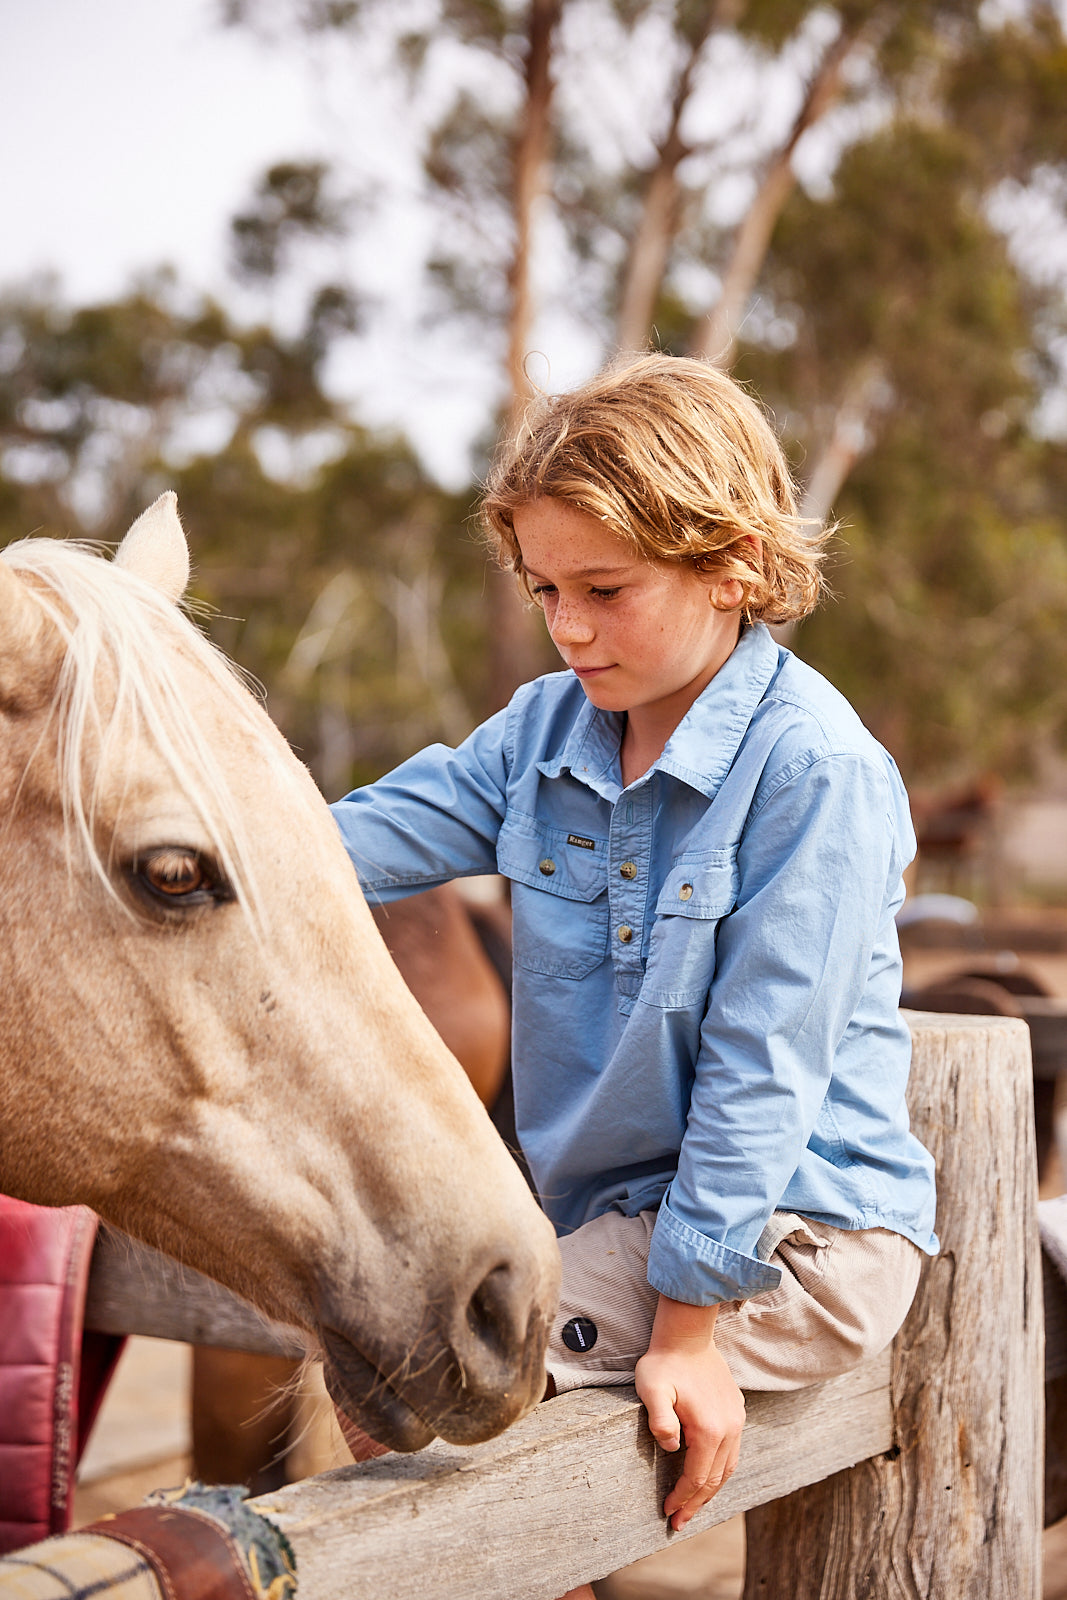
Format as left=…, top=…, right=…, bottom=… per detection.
left=2, top=0, right=1067, bottom=900
left=7, top=5, right=1067, bottom=1582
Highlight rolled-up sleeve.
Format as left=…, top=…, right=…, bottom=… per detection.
left=330, top=705, right=513, bottom=898
left=646, top=752, right=903, bottom=1306
left=647, top=1193, right=782, bottom=1302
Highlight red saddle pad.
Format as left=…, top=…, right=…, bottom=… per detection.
left=0, top=1197, right=124, bottom=1552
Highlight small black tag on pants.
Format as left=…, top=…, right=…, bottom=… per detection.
left=561, top=1315, right=598, bottom=1352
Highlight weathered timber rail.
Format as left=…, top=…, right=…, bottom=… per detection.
left=81, top=1013, right=1043, bottom=1600
left=86, top=1230, right=306, bottom=1357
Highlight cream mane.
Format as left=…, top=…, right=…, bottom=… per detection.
left=2, top=536, right=263, bottom=919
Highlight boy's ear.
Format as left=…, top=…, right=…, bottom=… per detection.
left=708, top=574, right=747, bottom=612
left=114, top=492, right=190, bottom=602
left=706, top=534, right=763, bottom=612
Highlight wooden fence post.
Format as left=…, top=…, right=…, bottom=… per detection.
left=56, top=1013, right=1040, bottom=1599
left=743, top=1012, right=1043, bottom=1600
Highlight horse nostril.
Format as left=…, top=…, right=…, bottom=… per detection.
left=465, top=1261, right=519, bottom=1365
left=439, top=1254, right=553, bottom=1440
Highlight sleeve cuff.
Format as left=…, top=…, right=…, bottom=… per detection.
left=646, top=1193, right=782, bottom=1306
left=356, top=872, right=446, bottom=901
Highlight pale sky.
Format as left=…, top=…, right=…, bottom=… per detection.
left=3, top=1, right=1064, bottom=479
left=0, top=0, right=516, bottom=482
left=0, top=0, right=323, bottom=304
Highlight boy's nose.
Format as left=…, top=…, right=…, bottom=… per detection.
left=548, top=600, right=594, bottom=647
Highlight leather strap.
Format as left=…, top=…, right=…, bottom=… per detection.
left=84, top=1506, right=258, bottom=1600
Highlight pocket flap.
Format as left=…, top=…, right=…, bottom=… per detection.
left=497, top=816, right=607, bottom=903
left=655, top=855, right=739, bottom=919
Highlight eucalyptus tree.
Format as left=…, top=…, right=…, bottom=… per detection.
left=0, top=280, right=481, bottom=793
left=40, top=0, right=1064, bottom=787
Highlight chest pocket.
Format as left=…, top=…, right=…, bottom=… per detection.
left=497, top=816, right=609, bottom=980
left=641, top=852, right=741, bottom=1008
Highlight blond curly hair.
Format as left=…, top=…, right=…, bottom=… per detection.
left=481, top=353, right=826, bottom=624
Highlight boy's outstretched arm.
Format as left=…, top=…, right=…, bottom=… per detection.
left=634, top=1295, right=746, bottom=1531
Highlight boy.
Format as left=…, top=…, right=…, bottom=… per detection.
left=331, top=355, right=937, bottom=1574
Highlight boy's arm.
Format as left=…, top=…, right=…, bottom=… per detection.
left=330, top=705, right=513, bottom=895
left=648, top=751, right=908, bottom=1308
left=634, top=1295, right=746, bottom=1530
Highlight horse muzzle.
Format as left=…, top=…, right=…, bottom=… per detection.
left=319, top=1332, right=439, bottom=1452
left=319, top=1252, right=555, bottom=1451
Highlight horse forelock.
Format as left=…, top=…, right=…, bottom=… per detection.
left=1, top=536, right=265, bottom=924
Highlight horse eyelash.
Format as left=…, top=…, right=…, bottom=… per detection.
left=129, top=848, right=235, bottom=912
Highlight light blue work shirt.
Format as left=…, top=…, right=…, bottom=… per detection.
left=331, top=623, right=938, bottom=1306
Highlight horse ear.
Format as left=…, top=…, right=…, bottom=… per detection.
left=114, top=492, right=191, bottom=602
left=0, top=557, right=56, bottom=712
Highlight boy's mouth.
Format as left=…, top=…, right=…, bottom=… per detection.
left=570, top=663, right=614, bottom=679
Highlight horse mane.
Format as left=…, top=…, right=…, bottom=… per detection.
left=1, top=536, right=263, bottom=921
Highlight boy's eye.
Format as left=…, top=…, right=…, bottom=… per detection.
left=528, top=581, right=620, bottom=601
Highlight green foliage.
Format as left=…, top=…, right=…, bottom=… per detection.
left=231, top=162, right=350, bottom=280
left=797, top=430, right=1067, bottom=780
left=423, top=94, right=514, bottom=208
left=439, top=0, right=524, bottom=51
left=13, top=0, right=1067, bottom=797
left=739, top=0, right=824, bottom=50
left=728, top=18, right=1067, bottom=788
left=0, top=284, right=489, bottom=795
left=220, top=1, right=364, bottom=28
left=756, top=120, right=1032, bottom=413
left=948, top=11, right=1067, bottom=176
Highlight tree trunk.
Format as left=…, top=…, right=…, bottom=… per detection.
left=614, top=0, right=743, bottom=354
left=505, top=0, right=563, bottom=435
left=798, top=357, right=888, bottom=529
left=691, top=22, right=865, bottom=368
left=489, top=0, right=563, bottom=712
left=743, top=1012, right=1043, bottom=1600
left=770, top=358, right=888, bottom=650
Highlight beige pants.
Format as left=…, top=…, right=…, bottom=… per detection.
left=549, top=1209, right=923, bottom=1394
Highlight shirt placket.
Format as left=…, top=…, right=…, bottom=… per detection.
left=608, top=779, right=654, bottom=995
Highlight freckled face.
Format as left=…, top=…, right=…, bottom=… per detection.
left=513, top=499, right=743, bottom=730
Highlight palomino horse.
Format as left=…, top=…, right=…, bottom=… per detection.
left=192, top=884, right=518, bottom=1487
left=0, top=494, right=559, bottom=1452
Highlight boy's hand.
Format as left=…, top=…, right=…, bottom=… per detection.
left=634, top=1295, right=745, bottom=1531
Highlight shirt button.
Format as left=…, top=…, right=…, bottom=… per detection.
left=619, top=861, right=637, bottom=880
left=678, top=883, right=694, bottom=901
left=617, top=924, right=633, bottom=943
left=539, top=858, right=556, bottom=876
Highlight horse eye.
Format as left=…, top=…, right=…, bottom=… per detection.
left=140, top=849, right=210, bottom=898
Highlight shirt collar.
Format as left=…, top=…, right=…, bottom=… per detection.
left=536, top=624, right=782, bottom=803
left=655, top=623, right=782, bottom=799
left=536, top=693, right=625, bottom=803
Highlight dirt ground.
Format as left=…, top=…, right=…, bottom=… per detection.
left=71, top=935, right=1067, bottom=1593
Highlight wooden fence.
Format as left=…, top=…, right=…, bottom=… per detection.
left=83, top=1013, right=1043, bottom=1600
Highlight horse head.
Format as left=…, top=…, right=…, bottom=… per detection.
left=0, top=495, right=560, bottom=1450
